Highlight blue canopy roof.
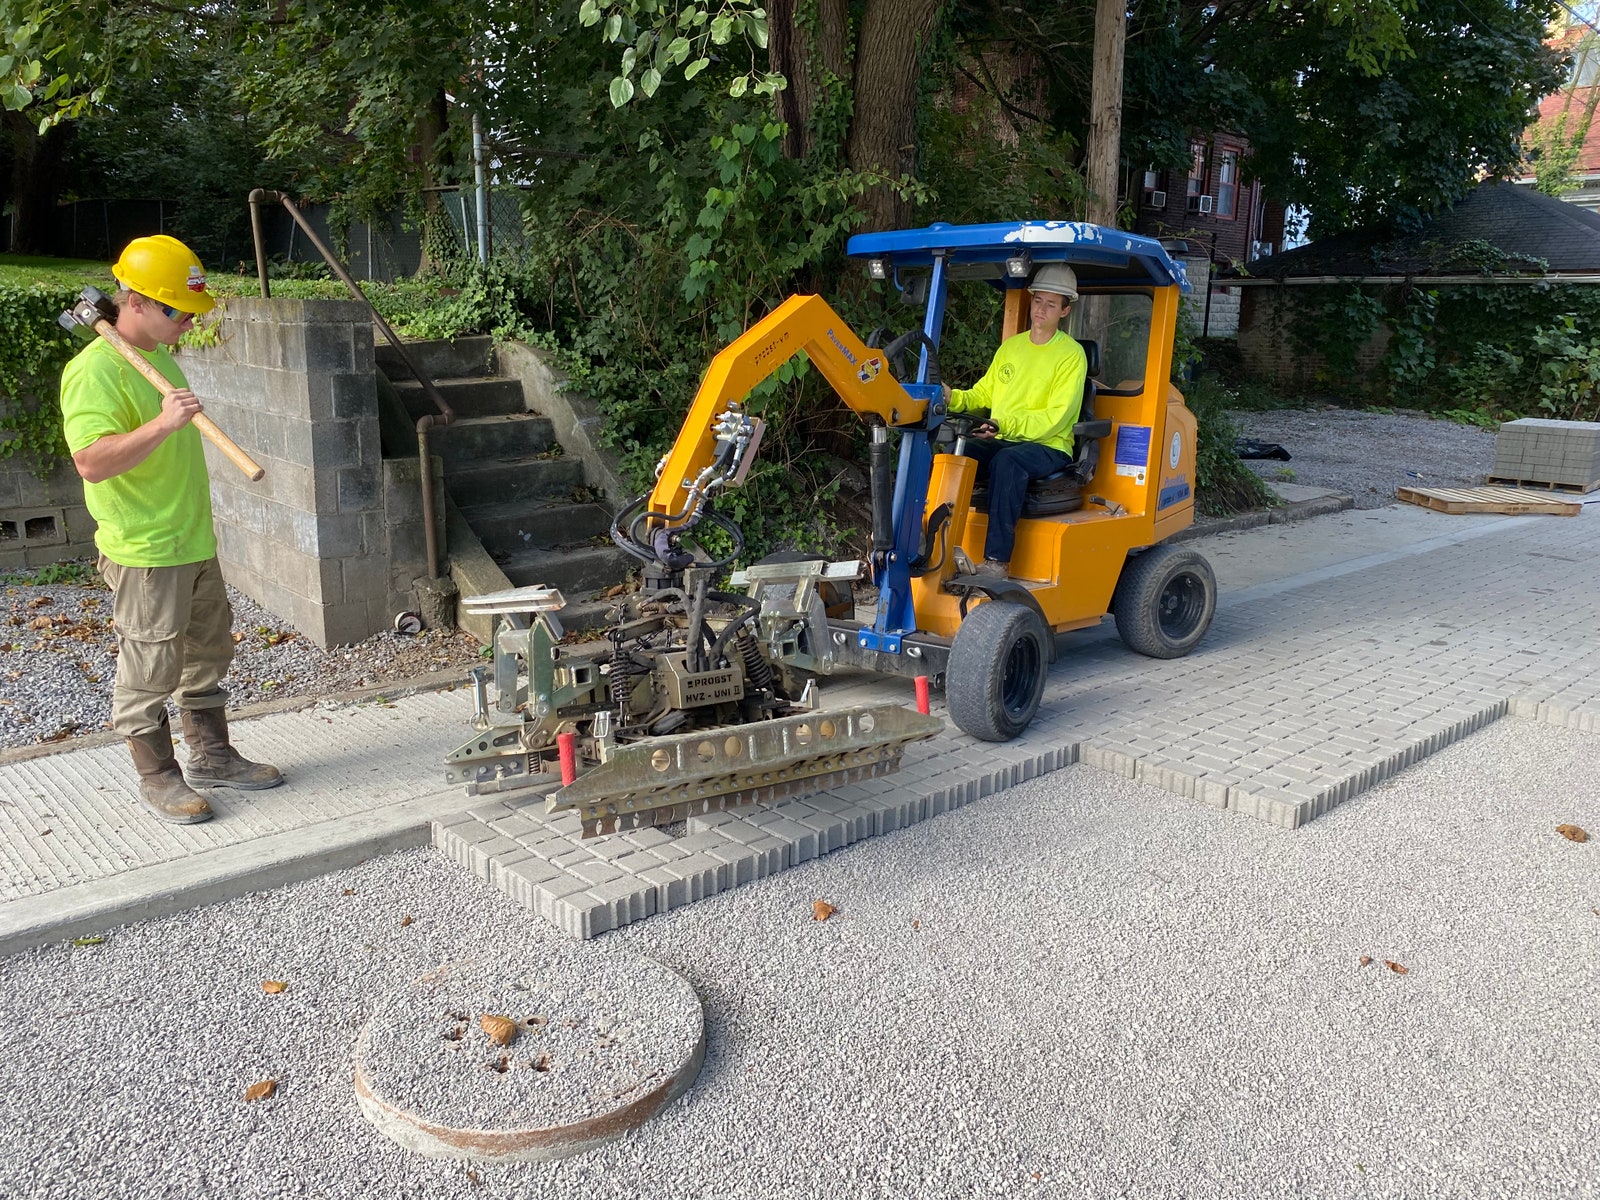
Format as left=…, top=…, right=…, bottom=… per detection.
left=846, top=221, right=1191, bottom=293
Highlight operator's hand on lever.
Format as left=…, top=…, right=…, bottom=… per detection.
left=159, top=388, right=204, bottom=434
left=972, top=418, right=999, bottom=440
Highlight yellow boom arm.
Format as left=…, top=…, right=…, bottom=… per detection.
left=646, top=294, right=927, bottom=526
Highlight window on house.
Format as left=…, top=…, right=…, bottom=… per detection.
left=1186, top=142, right=1206, bottom=199
left=1216, top=151, right=1238, bottom=218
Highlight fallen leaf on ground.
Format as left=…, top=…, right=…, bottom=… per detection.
left=25, top=597, right=50, bottom=609
left=27, top=616, right=51, bottom=629
left=1385, top=961, right=1408, bottom=975
left=341, top=887, right=355, bottom=896
left=70, top=935, right=105, bottom=947
left=912, top=919, right=921, bottom=930
left=400, top=914, right=413, bottom=927
left=261, top=980, right=288, bottom=995
left=243, top=1079, right=277, bottom=1102
left=231, top=631, right=244, bottom=643
left=812, top=900, right=836, bottom=921
left=1556, top=824, right=1589, bottom=843
left=480, top=1014, right=518, bottom=1046
left=1359, top=956, right=1373, bottom=967
left=465, top=1168, right=482, bottom=1186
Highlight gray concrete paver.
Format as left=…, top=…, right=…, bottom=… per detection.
left=3, top=501, right=1598, bottom=950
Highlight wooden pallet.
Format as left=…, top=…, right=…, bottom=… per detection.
left=1397, top=484, right=1581, bottom=516
left=1486, top=475, right=1599, bottom=495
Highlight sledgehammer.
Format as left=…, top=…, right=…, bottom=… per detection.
left=58, top=286, right=266, bottom=482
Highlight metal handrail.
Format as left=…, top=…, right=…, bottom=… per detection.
left=247, top=189, right=455, bottom=582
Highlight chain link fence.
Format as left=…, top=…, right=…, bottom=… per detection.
left=15, top=187, right=532, bottom=283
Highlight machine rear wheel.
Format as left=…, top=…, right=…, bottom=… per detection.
left=1112, top=545, right=1216, bottom=659
left=946, top=601, right=1049, bottom=741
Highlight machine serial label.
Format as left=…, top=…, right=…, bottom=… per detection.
left=1114, top=425, right=1152, bottom=479
left=1157, top=479, right=1192, bottom=510
left=668, top=666, right=745, bottom=709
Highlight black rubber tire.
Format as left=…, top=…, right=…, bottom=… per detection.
left=1111, top=544, right=1217, bottom=659
left=946, top=600, right=1049, bottom=741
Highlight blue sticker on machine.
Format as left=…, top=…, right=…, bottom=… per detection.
left=1158, top=480, right=1192, bottom=510
left=1114, top=425, right=1151, bottom=466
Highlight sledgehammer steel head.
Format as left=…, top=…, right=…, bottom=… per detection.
left=58, top=286, right=118, bottom=339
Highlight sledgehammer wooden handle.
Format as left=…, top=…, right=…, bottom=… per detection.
left=93, top=319, right=266, bottom=482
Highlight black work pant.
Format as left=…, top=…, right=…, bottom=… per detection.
left=962, top=439, right=1073, bottom=562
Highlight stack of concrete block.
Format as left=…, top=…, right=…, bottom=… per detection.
left=1491, top=418, right=1600, bottom=493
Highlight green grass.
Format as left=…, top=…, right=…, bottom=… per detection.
left=0, top=254, right=114, bottom=290
left=2, top=252, right=468, bottom=340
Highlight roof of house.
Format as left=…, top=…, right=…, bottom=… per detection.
left=1233, top=182, right=1600, bottom=278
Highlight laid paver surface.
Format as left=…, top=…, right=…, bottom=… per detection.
left=2, top=501, right=1597, bottom=949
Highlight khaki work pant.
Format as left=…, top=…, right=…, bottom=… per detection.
left=99, top=556, right=235, bottom=738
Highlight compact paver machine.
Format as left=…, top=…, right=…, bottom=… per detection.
left=448, top=221, right=1217, bottom=835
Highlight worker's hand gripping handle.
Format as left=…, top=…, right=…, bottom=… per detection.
left=89, top=317, right=266, bottom=482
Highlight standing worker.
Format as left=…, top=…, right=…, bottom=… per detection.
left=58, top=235, right=282, bottom=824
left=942, top=264, right=1088, bottom=577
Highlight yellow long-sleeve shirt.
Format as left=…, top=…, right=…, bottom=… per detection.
left=948, top=330, right=1087, bottom=455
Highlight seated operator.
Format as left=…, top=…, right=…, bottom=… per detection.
left=941, top=263, right=1087, bottom=578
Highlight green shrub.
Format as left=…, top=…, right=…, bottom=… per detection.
left=1183, top=377, right=1277, bottom=516
left=0, top=280, right=84, bottom=473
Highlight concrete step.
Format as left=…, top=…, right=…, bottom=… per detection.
left=392, top=376, right=526, bottom=423
left=460, top=500, right=613, bottom=550
left=375, top=335, right=494, bottom=381
left=433, top=414, right=556, bottom=471
left=497, top=542, right=636, bottom=599
left=444, top=456, right=590, bottom=508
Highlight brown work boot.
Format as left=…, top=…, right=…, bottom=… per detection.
left=181, top=708, right=284, bottom=790
left=127, top=721, right=213, bottom=824
left=975, top=559, right=1010, bottom=578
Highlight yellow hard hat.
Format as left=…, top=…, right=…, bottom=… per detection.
left=111, top=235, right=216, bottom=315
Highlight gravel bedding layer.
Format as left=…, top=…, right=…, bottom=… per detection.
left=0, top=715, right=1594, bottom=1198
left=359, top=957, right=701, bottom=1132
left=1231, top=406, right=1498, bottom=509
left=0, top=575, right=483, bottom=749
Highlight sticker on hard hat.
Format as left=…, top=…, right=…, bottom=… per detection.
left=187, top=265, right=207, bottom=292
left=858, top=356, right=883, bottom=385
left=1114, top=424, right=1151, bottom=478
left=1169, top=431, right=1182, bottom=469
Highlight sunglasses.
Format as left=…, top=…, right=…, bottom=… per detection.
left=139, top=295, right=192, bottom=321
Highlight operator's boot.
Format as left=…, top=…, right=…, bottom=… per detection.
left=975, top=559, right=1010, bottom=578
left=127, top=720, right=213, bottom=825
left=181, top=707, right=284, bottom=790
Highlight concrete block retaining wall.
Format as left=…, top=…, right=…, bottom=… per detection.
left=175, top=298, right=432, bottom=647
left=0, top=461, right=96, bottom=572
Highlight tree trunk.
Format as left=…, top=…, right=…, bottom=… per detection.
left=6, top=115, right=75, bottom=256
left=1085, top=0, right=1126, bottom=225
left=769, top=0, right=851, bottom=160
left=414, top=90, right=450, bottom=274
left=845, top=0, right=943, bottom=231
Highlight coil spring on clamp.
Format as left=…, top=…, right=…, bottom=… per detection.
left=737, top=628, right=774, bottom=692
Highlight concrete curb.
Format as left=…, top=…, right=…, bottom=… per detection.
left=0, top=665, right=472, bottom=768
left=0, top=790, right=469, bottom=957
left=1168, top=493, right=1354, bottom=543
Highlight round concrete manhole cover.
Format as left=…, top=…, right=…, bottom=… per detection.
left=354, top=954, right=704, bottom=1162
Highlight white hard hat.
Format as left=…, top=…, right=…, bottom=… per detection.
left=1030, top=263, right=1078, bottom=300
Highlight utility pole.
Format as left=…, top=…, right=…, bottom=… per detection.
left=1086, top=0, right=1127, bottom=226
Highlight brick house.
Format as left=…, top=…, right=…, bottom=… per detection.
left=1517, top=15, right=1600, bottom=212
left=1130, top=134, right=1290, bottom=337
